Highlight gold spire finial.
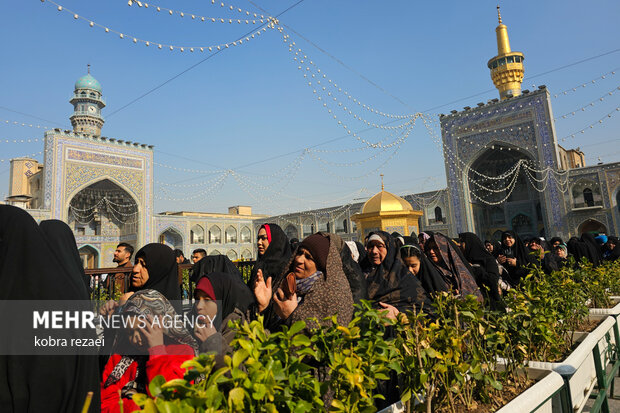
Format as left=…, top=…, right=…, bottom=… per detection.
left=487, top=6, right=524, bottom=100
left=380, top=174, right=384, bottom=191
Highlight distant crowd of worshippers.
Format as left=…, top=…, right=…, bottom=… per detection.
left=1, top=203, right=619, bottom=412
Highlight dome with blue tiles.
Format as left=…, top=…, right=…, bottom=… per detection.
left=74, top=73, right=102, bottom=92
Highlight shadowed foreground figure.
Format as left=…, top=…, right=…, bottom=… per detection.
left=0, top=205, right=101, bottom=412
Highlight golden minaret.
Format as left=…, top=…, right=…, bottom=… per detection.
left=487, top=6, right=524, bottom=100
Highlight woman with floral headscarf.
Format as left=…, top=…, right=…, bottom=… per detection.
left=424, top=233, right=483, bottom=302
left=100, top=290, right=198, bottom=413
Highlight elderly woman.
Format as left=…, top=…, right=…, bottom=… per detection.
left=360, top=231, right=433, bottom=319
left=424, top=233, right=483, bottom=301
left=253, top=232, right=354, bottom=329
left=100, top=243, right=182, bottom=318
left=101, top=290, right=198, bottom=413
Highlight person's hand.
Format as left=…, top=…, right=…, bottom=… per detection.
left=253, top=269, right=272, bottom=312
left=378, top=302, right=400, bottom=320
left=497, top=255, right=506, bottom=264
left=194, top=318, right=217, bottom=343
left=99, top=300, right=118, bottom=317
left=141, top=315, right=165, bottom=349
left=507, top=258, right=517, bottom=267
left=273, top=288, right=298, bottom=320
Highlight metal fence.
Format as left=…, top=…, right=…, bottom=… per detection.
left=85, top=260, right=256, bottom=305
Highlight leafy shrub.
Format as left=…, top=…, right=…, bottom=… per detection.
left=130, top=259, right=620, bottom=412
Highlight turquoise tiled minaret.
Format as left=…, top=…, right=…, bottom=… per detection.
left=70, top=66, right=106, bottom=136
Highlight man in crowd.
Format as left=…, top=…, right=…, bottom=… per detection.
left=106, top=242, right=134, bottom=293
left=175, top=249, right=190, bottom=264
left=192, top=248, right=206, bottom=264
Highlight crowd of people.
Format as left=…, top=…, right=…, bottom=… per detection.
left=1, top=203, right=619, bottom=412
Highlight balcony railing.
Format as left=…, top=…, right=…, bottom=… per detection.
left=70, top=93, right=106, bottom=105
left=86, top=260, right=256, bottom=310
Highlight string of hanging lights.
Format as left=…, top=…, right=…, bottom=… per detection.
left=126, top=0, right=267, bottom=25
left=307, top=131, right=409, bottom=168
left=153, top=161, right=223, bottom=174
left=281, top=32, right=415, bottom=120
left=41, top=0, right=276, bottom=53
left=1, top=119, right=51, bottom=130
left=0, top=151, right=42, bottom=163
left=552, top=67, right=619, bottom=98
left=308, top=140, right=405, bottom=182
left=155, top=171, right=230, bottom=202
left=554, top=85, right=620, bottom=121
left=419, top=114, right=570, bottom=204
left=558, top=105, right=620, bottom=142
left=0, top=137, right=45, bottom=144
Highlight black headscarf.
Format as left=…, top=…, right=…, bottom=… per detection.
left=190, top=254, right=243, bottom=283
left=39, top=219, right=92, bottom=296
left=360, top=231, right=432, bottom=314
left=248, top=223, right=292, bottom=290
left=400, top=242, right=448, bottom=296
left=498, top=230, right=537, bottom=285
left=131, top=243, right=181, bottom=313
left=0, top=205, right=101, bottom=412
left=196, top=272, right=255, bottom=329
left=459, top=232, right=503, bottom=308
left=549, top=237, right=563, bottom=247
left=566, top=237, right=591, bottom=266
left=580, top=233, right=603, bottom=266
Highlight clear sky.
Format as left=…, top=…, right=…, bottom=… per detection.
left=1, top=0, right=619, bottom=215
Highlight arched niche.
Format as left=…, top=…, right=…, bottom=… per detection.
left=468, top=144, right=541, bottom=240
left=302, top=218, right=314, bottom=238
left=241, top=249, right=253, bottom=260
left=190, top=224, right=205, bottom=244
left=78, top=244, right=99, bottom=269
left=67, top=178, right=139, bottom=241
left=571, top=179, right=603, bottom=208
left=240, top=226, right=252, bottom=243
left=209, top=225, right=222, bottom=244
left=159, top=227, right=183, bottom=250
left=225, top=226, right=237, bottom=244
left=227, top=250, right=238, bottom=261
left=578, top=219, right=607, bottom=235
left=284, top=224, right=299, bottom=240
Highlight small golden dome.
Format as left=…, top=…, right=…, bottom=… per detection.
left=361, top=190, right=413, bottom=214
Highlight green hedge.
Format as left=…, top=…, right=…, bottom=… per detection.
left=130, top=259, right=620, bottom=413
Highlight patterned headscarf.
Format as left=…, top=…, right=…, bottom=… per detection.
left=104, top=289, right=198, bottom=397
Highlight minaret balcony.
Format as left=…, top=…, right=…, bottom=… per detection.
left=70, top=112, right=105, bottom=121
left=70, top=94, right=106, bottom=106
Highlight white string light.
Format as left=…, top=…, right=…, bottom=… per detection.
left=1, top=119, right=51, bottom=130
left=126, top=0, right=267, bottom=25
left=153, top=161, right=224, bottom=174
left=155, top=170, right=230, bottom=202
left=41, top=0, right=276, bottom=53
left=559, top=105, right=620, bottom=142
left=554, top=85, right=620, bottom=121
left=0, top=137, right=45, bottom=144
left=552, top=68, right=619, bottom=98
left=282, top=32, right=415, bottom=121
left=419, top=114, right=569, bottom=206
left=0, top=151, right=43, bottom=163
